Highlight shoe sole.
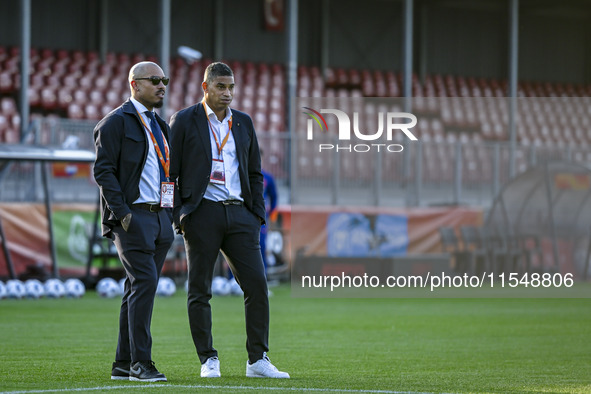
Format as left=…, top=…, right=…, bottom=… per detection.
left=110, top=376, right=129, bottom=381
left=246, top=372, right=290, bottom=378
left=129, top=377, right=167, bottom=382
left=201, top=373, right=221, bottom=378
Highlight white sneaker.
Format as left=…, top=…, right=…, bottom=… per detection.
left=200, top=357, right=221, bottom=378
left=246, top=353, right=290, bottom=378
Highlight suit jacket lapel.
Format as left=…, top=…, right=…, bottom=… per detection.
left=230, top=115, right=249, bottom=190
left=195, top=103, right=212, bottom=165
left=230, top=115, right=242, bottom=161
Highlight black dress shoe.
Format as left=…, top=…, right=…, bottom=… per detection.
left=111, top=361, right=130, bottom=380
left=129, top=360, right=167, bottom=382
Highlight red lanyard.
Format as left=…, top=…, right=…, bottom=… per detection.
left=203, top=100, right=233, bottom=156
left=136, top=109, right=170, bottom=179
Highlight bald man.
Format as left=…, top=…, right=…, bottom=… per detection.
left=94, top=61, right=174, bottom=382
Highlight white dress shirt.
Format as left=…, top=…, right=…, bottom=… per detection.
left=130, top=97, right=168, bottom=204
left=203, top=102, right=243, bottom=202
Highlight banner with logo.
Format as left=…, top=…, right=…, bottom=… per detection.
left=51, top=205, right=96, bottom=268
left=0, top=203, right=97, bottom=277
left=288, top=205, right=483, bottom=258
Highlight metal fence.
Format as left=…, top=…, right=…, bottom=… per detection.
left=291, top=133, right=591, bottom=207
left=0, top=118, right=99, bottom=203
left=1, top=116, right=589, bottom=208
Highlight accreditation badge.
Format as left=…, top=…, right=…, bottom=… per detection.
left=210, top=158, right=226, bottom=185
left=160, top=182, right=175, bottom=208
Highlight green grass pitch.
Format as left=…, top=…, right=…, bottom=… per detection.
left=1, top=284, right=590, bottom=393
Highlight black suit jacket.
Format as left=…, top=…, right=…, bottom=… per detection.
left=169, top=102, right=265, bottom=233
left=93, top=100, right=172, bottom=237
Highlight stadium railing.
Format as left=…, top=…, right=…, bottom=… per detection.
left=0, top=116, right=585, bottom=209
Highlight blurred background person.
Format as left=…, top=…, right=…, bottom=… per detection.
left=260, top=148, right=278, bottom=277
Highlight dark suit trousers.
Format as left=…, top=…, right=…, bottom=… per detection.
left=111, top=206, right=174, bottom=363
left=183, top=199, right=269, bottom=364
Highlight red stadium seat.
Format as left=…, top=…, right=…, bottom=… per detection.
left=324, top=67, right=336, bottom=86
left=254, top=111, right=268, bottom=131
left=1, top=97, right=17, bottom=116
left=0, top=114, right=9, bottom=134
left=3, top=128, right=19, bottom=144
left=4, top=46, right=590, bottom=151
left=67, top=103, right=84, bottom=120
left=57, top=89, right=73, bottom=109
left=10, top=112, right=21, bottom=132
left=28, top=86, right=41, bottom=107
left=84, top=104, right=101, bottom=120
left=40, top=87, right=58, bottom=110
left=100, top=104, right=114, bottom=118
left=0, top=71, right=15, bottom=93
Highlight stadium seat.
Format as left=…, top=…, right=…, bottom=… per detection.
left=4, top=128, right=19, bottom=143
left=89, top=90, right=103, bottom=104
left=105, top=90, right=120, bottom=107
left=518, top=234, right=543, bottom=274
left=84, top=104, right=101, bottom=120
left=438, top=226, right=470, bottom=274
left=10, top=112, right=20, bottom=133
left=485, top=226, right=525, bottom=276
left=67, top=103, right=84, bottom=120
left=0, top=71, right=14, bottom=93
left=2, top=46, right=591, bottom=161
left=254, top=111, right=268, bottom=131
left=100, top=104, right=114, bottom=118
left=28, top=86, right=41, bottom=107
left=0, top=114, right=9, bottom=134
left=459, top=226, right=489, bottom=275
left=40, top=87, right=58, bottom=110
left=1, top=97, right=17, bottom=117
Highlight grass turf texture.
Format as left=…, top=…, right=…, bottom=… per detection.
left=0, top=284, right=590, bottom=393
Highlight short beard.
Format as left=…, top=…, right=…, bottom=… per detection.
left=154, top=100, right=164, bottom=108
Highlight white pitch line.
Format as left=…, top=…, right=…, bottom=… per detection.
left=0, top=383, right=439, bottom=394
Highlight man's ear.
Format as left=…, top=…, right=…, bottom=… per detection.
left=202, top=81, right=208, bottom=92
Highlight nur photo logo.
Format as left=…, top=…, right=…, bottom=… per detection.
left=302, top=106, right=419, bottom=153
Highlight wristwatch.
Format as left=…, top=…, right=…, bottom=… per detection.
left=121, top=213, right=132, bottom=232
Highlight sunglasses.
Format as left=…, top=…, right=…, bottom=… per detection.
left=135, top=76, right=170, bottom=86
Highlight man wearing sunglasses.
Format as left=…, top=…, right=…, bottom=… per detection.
left=94, top=61, right=174, bottom=383
left=169, top=62, right=289, bottom=379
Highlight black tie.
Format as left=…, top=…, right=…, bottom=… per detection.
left=145, top=111, right=167, bottom=183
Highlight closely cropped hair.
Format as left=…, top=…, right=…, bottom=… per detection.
left=204, top=62, right=233, bottom=85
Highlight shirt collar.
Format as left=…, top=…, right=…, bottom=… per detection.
left=203, top=101, right=232, bottom=123
left=130, top=97, right=151, bottom=114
